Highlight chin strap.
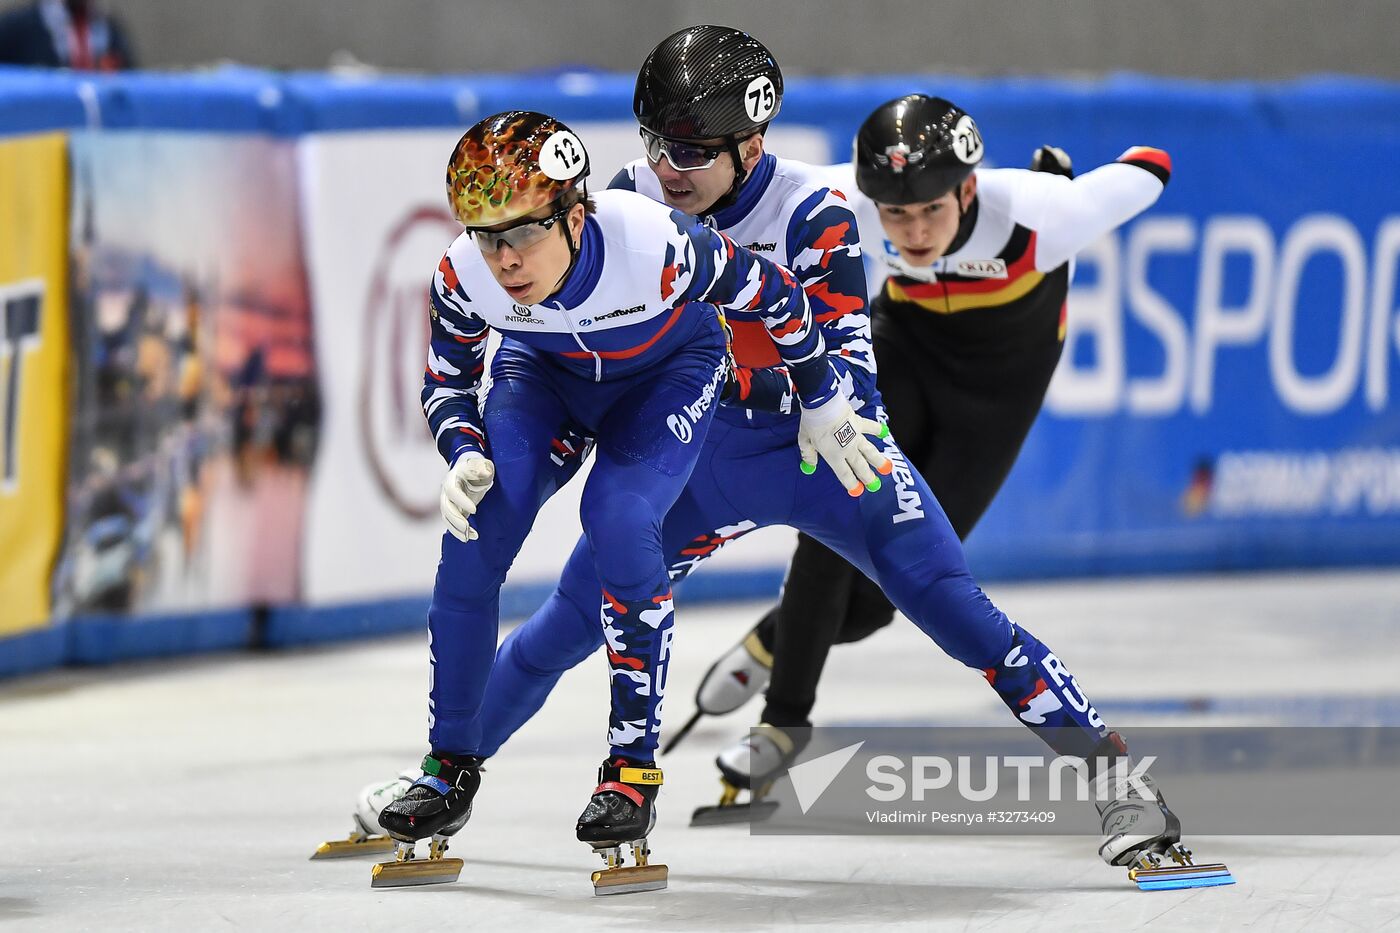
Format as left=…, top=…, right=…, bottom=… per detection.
left=704, top=131, right=764, bottom=217
left=545, top=191, right=586, bottom=301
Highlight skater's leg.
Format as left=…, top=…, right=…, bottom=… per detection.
left=759, top=534, right=862, bottom=728
left=477, top=535, right=607, bottom=757
left=426, top=359, right=576, bottom=758
left=581, top=351, right=727, bottom=761
left=481, top=423, right=745, bottom=758
left=833, top=574, right=896, bottom=644
left=737, top=331, right=932, bottom=725
left=801, top=425, right=1111, bottom=758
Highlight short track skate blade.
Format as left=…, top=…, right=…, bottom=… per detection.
left=1130, top=862, right=1234, bottom=891
left=310, top=834, right=395, bottom=860
left=370, top=857, right=464, bottom=888
left=591, top=863, right=668, bottom=896
left=689, top=799, right=779, bottom=827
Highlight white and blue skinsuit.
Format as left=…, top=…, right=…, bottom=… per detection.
left=471, top=153, right=1121, bottom=763
left=421, top=187, right=841, bottom=760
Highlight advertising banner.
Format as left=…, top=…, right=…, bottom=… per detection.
left=942, top=82, right=1400, bottom=577
left=0, top=132, right=68, bottom=645
left=55, top=133, right=317, bottom=626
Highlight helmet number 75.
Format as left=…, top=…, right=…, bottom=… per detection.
left=745, top=77, right=777, bottom=123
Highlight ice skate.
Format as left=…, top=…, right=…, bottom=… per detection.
left=663, top=625, right=773, bottom=754
left=369, top=753, right=482, bottom=888
left=1094, top=753, right=1234, bottom=891
left=691, top=723, right=796, bottom=826
left=310, top=769, right=416, bottom=859
left=576, top=758, right=667, bottom=895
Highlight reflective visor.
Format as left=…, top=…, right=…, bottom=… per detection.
left=640, top=128, right=726, bottom=172
left=470, top=206, right=568, bottom=254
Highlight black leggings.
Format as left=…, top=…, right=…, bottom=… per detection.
left=758, top=298, right=1065, bottom=728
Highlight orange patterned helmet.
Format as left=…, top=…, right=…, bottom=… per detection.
left=447, top=111, right=591, bottom=228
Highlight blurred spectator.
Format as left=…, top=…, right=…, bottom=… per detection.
left=0, top=0, right=135, bottom=70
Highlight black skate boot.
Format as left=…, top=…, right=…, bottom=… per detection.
left=576, top=757, right=667, bottom=895
left=370, top=752, right=482, bottom=888
left=1092, top=735, right=1233, bottom=891
left=691, top=722, right=801, bottom=826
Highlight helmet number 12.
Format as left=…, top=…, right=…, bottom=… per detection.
left=745, top=76, right=777, bottom=123
left=540, top=130, right=587, bottom=181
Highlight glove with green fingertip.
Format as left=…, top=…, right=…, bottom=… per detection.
left=796, top=395, right=892, bottom=497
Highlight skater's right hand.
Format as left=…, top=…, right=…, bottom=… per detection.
left=797, top=396, right=892, bottom=497
left=440, top=455, right=495, bottom=542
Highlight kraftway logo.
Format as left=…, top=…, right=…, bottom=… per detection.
left=776, top=741, right=1158, bottom=815
left=667, top=359, right=727, bottom=444
left=581, top=303, right=647, bottom=327
left=743, top=241, right=778, bottom=253
left=882, top=434, right=925, bottom=525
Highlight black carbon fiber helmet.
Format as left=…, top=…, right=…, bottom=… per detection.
left=634, top=25, right=783, bottom=142
left=854, top=95, right=984, bottom=204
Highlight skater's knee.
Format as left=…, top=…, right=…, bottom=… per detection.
left=580, top=488, right=664, bottom=587
left=512, top=588, right=605, bottom=674
left=432, top=568, right=506, bottom=615
left=580, top=487, right=663, bottom=542
left=897, top=571, right=1012, bottom=668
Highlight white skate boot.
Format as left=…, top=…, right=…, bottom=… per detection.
left=663, top=626, right=773, bottom=754
left=690, top=723, right=796, bottom=826
left=1094, top=756, right=1233, bottom=891
left=309, top=768, right=418, bottom=859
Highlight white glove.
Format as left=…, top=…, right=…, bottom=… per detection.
left=797, top=395, right=892, bottom=497
left=440, top=455, right=495, bottom=542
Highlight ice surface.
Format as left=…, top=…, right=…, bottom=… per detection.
left=4, top=570, right=1399, bottom=931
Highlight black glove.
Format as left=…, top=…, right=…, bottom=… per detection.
left=1030, top=145, right=1074, bottom=179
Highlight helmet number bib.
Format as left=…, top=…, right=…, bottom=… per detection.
left=744, top=76, right=777, bottom=123
left=540, top=130, right=587, bottom=181
left=952, top=115, right=984, bottom=164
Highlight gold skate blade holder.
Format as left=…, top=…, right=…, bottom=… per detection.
left=590, top=840, right=667, bottom=896
left=591, top=863, right=669, bottom=895
left=370, top=838, right=464, bottom=888
left=1128, top=845, right=1234, bottom=891
left=690, top=778, right=780, bottom=827
left=310, top=832, right=395, bottom=860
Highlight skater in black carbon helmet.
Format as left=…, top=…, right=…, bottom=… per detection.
left=682, top=93, right=1171, bottom=765
left=629, top=23, right=783, bottom=216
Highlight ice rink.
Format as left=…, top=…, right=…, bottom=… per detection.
left=5, top=570, right=1400, bottom=931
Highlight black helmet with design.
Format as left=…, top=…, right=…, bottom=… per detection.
left=854, top=94, right=984, bottom=205
left=634, top=24, right=783, bottom=142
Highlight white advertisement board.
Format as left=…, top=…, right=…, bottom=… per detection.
left=299, top=123, right=829, bottom=606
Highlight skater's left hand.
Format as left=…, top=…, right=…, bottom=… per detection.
left=797, top=397, right=892, bottom=497
left=1030, top=145, right=1074, bottom=178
